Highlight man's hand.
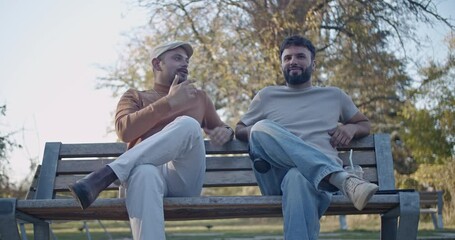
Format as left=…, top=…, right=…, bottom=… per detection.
left=167, top=75, right=198, bottom=109
left=204, top=127, right=233, bottom=146
left=329, top=112, right=371, bottom=147
left=234, top=122, right=251, bottom=142
left=328, top=124, right=356, bottom=147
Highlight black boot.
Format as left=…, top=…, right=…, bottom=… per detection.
left=68, top=165, right=118, bottom=209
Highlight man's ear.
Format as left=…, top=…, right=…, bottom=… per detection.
left=152, top=58, right=162, bottom=71
left=311, top=60, right=316, bottom=70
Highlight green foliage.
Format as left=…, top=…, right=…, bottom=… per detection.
left=396, top=162, right=455, bottom=225
left=399, top=34, right=455, bottom=164
left=0, top=104, right=24, bottom=197
left=0, top=105, right=12, bottom=185
left=400, top=104, right=453, bottom=164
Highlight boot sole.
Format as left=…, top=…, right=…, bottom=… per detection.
left=68, top=184, right=91, bottom=210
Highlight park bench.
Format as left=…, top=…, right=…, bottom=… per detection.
left=420, top=190, right=444, bottom=229
left=339, top=190, right=444, bottom=230
left=0, top=133, right=420, bottom=240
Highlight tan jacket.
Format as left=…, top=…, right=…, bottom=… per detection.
left=115, top=83, right=225, bottom=149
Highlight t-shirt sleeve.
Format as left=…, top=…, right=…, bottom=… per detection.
left=240, top=90, right=266, bottom=126
left=339, top=89, right=360, bottom=123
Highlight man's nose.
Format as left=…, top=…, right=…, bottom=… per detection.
left=289, top=57, right=298, bottom=65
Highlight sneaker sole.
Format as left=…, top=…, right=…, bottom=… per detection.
left=354, top=184, right=379, bottom=210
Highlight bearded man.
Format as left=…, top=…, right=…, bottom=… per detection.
left=235, top=35, right=378, bottom=240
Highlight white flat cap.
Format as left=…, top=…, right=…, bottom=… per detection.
left=150, top=41, right=193, bottom=59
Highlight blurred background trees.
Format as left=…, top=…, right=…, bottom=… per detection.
left=0, top=105, right=25, bottom=197
left=95, top=0, right=453, bottom=222
left=98, top=1, right=453, bottom=166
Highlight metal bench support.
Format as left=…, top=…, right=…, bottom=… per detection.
left=0, top=198, right=21, bottom=240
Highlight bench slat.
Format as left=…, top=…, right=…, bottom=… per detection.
left=16, top=194, right=398, bottom=221
left=56, top=156, right=254, bottom=174
left=59, top=142, right=127, bottom=158
left=53, top=168, right=378, bottom=192
left=54, top=171, right=258, bottom=191
left=56, top=152, right=376, bottom=174
left=58, top=135, right=375, bottom=158
left=58, top=140, right=251, bottom=158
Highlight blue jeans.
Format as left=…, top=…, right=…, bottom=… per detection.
left=249, top=120, right=343, bottom=240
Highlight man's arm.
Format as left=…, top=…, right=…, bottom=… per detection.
left=116, top=75, right=198, bottom=143
left=328, top=112, right=371, bottom=147
left=115, top=89, right=172, bottom=143
left=235, top=121, right=253, bottom=142
left=199, top=89, right=234, bottom=146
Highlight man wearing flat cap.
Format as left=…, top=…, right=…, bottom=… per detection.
left=69, top=41, right=234, bottom=240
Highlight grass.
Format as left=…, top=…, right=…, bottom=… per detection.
left=24, top=216, right=455, bottom=240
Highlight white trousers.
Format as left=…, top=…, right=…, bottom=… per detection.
left=108, top=116, right=206, bottom=240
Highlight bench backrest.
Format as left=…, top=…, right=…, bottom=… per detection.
left=420, top=191, right=443, bottom=207
left=30, top=134, right=395, bottom=200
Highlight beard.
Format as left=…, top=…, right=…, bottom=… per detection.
left=283, top=66, right=312, bottom=85
left=169, top=71, right=188, bottom=84
left=176, top=73, right=187, bottom=83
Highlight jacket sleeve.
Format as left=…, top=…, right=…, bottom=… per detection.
left=114, top=89, right=172, bottom=142
left=201, top=92, right=227, bottom=129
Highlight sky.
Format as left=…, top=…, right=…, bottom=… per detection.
left=0, top=0, right=149, bottom=183
left=0, top=1, right=454, bottom=184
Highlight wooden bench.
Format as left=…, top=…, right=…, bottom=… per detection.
left=420, top=190, right=444, bottom=229
left=0, top=134, right=420, bottom=240
left=339, top=190, right=444, bottom=230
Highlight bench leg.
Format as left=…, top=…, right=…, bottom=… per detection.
left=82, top=221, right=92, bottom=240
left=431, top=213, right=438, bottom=229
left=0, top=198, right=21, bottom=240
left=381, top=192, right=420, bottom=240
left=431, top=212, right=444, bottom=229
left=0, top=198, right=51, bottom=240
left=33, top=222, right=50, bottom=240
left=436, top=191, right=444, bottom=229
left=19, top=222, right=28, bottom=240
left=338, top=215, right=348, bottom=230
left=437, top=214, right=444, bottom=229
left=97, top=220, right=113, bottom=240
left=380, top=216, right=397, bottom=240
left=397, top=192, right=420, bottom=239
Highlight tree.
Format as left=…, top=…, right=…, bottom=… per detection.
left=395, top=35, right=454, bottom=214
left=0, top=105, right=23, bottom=197
left=97, top=0, right=454, bottom=169
left=400, top=33, right=454, bottom=164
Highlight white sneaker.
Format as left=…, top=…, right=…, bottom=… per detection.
left=343, top=176, right=379, bottom=210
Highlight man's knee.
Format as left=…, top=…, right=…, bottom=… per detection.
left=251, top=119, right=275, bottom=133
left=175, top=116, right=200, bottom=130
left=127, top=165, right=164, bottom=188
left=172, top=116, right=202, bottom=138
left=250, top=120, right=278, bottom=144
left=281, top=168, right=311, bottom=190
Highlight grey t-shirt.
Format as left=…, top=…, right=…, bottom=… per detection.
left=240, top=85, right=359, bottom=164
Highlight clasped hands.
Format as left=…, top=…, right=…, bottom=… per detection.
left=204, top=127, right=233, bottom=146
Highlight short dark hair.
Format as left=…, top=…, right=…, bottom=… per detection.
left=279, top=35, right=316, bottom=61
